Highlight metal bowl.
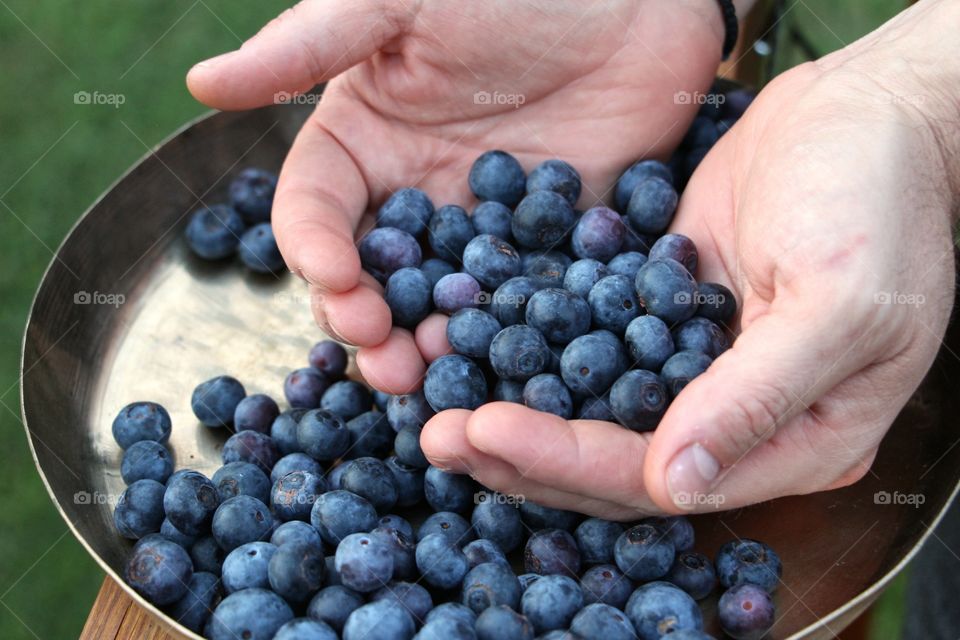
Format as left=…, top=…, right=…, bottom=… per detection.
left=21, top=101, right=960, bottom=639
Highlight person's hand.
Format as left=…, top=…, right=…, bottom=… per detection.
left=186, top=0, right=727, bottom=392
left=421, top=0, right=960, bottom=518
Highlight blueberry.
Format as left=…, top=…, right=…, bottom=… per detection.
left=233, top=394, right=280, bottom=434
left=462, top=562, right=522, bottom=613
left=191, top=376, right=246, bottom=428
left=274, top=618, right=338, bottom=640
left=463, top=234, right=523, bottom=289
left=297, top=409, right=350, bottom=461
left=722, top=88, right=756, bottom=119
left=185, top=204, right=246, bottom=260
left=424, top=354, right=488, bottom=411
left=190, top=535, right=225, bottom=575
left=718, top=583, right=775, bottom=640
left=167, top=570, right=221, bottom=633
left=571, top=207, right=625, bottom=262
left=519, top=501, right=581, bottom=531
left=114, top=479, right=166, bottom=539
left=682, top=116, right=720, bottom=150
left=221, top=541, right=277, bottom=593
left=395, top=426, right=429, bottom=468
left=563, top=259, right=610, bottom=298
left=326, top=461, right=350, bottom=489
left=429, top=204, right=476, bottom=264
left=715, top=539, right=782, bottom=592
left=421, top=258, right=458, bottom=288
left=523, top=250, right=571, bottom=287
left=310, top=490, right=378, bottom=545
left=269, top=540, right=327, bottom=603
left=625, top=315, right=675, bottom=371
left=621, top=215, right=656, bottom=253
left=238, top=223, right=285, bottom=273
left=320, top=380, right=373, bottom=420
left=434, top=272, right=483, bottom=314
left=471, top=495, right=524, bottom=553
left=385, top=267, right=434, bottom=329
left=284, top=368, right=330, bottom=409
left=491, top=276, right=541, bottom=326
left=642, top=515, right=696, bottom=552
left=570, top=603, right=637, bottom=640
left=416, top=617, right=477, bottom=640
left=521, top=574, right=583, bottom=633
left=307, top=585, right=365, bottom=632
left=660, top=351, right=713, bottom=396
left=378, top=187, right=435, bottom=238
left=512, top=191, right=577, bottom=249
left=424, top=466, right=477, bottom=513
left=522, top=373, right=573, bottom=418
left=344, top=600, right=416, bottom=640
left=447, top=308, right=503, bottom=358
left=211, top=494, right=273, bottom=552
left=387, top=390, right=435, bottom=432
left=606, top=251, right=648, bottom=280
left=609, top=370, right=668, bottom=431
left=526, top=159, right=581, bottom=206
left=524, top=529, right=581, bottom=578
left=577, top=394, right=614, bottom=421
left=463, top=538, right=510, bottom=568
left=625, top=581, right=703, bottom=640
left=615, top=159, right=674, bottom=212
left=559, top=333, right=626, bottom=398
left=525, top=288, right=590, bottom=344
left=271, top=408, right=307, bottom=456
left=588, top=274, right=639, bottom=335
left=614, top=524, right=675, bottom=581
left=493, top=379, right=525, bottom=403
left=229, top=168, right=277, bottom=223
left=575, top=518, right=625, bottom=565
left=472, top=201, right=514, bottom=240
left=469, top=150, right=526, bottom=206
left=475, top=604, right=534, bottom=640
left=373, top=389, right=392, bottom=412
left=120, top=441, right=173, bottom=485
left=377, top=514, right=415, bottom=539
left=579, top=565, right=633, bottom=609
left=518, top=573, right=541, bottom=592
left=683, top=146, right=709, bottom=181
left=416, top=533, right=470, bottom=590
left=634, top=258, right=698, bottom=324
left=371, top=525, right=418, bottom=579
left=626, top=177, right=678, bottom=235
left=696, top=282, right=737, bottom=325
left=384, top=456, right=425, bottom=507
left=164, top=470, right=220, bottom=536
left=271, top=470, right=326, bottom=522
left=271, top=520, right=322, bottom=548
left=425, top=602, right=478, bottom=628
left=112, top=401, right=172, bottom=449
left=333, top=531, right=394, bottom=592
left=344, top=410, right=395, bottom=459
left=373, top=581, right=434, bottom=624
left=222, top=430, right=279, bottom=474
left=160, top=518, right=197, bottom=548
left=125, top=535, right=192, bottom=605
left=308, top=340, right=349, bottom=379
left=419, top=511, right=475, bottom=546
left=666, top=551, right=717, bottom=600
left=207, top=588, right=294, bottom=640
left=359, top=227, right=422, bottom=281
left=341, top=456, right=399, bottom=512
left=536, top=631, right=583, bottom=640
left=648, top=233, right=698, bottom=275
left=672, top=317, right=729, bottom=358
left=269, top=452, right=323, bottom=486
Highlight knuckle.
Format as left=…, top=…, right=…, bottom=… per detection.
left=718, top=384, right=791, bottom=457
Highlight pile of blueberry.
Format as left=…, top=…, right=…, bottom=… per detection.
left=184, top=167, right=286, bottom=274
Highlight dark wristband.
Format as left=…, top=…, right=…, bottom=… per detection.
left=716, top=0, right=738, bottom=60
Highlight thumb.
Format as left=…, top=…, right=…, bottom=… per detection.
left=187, top=0, right=414, bottom=110
left=643, top=304, right=872, bottom=512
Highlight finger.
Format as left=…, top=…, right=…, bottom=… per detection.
left=421, top=410, right=651, bottom=520
left=415, top=314, right=452, bottom=363
left=458, top=403, right=661, bottom=513
left=187, top=0, right=415, bottom=110
left=355, top=328, right=426, bottom=394
left=319, top=276, right=392, bottom=347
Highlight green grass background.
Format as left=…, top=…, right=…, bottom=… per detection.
left=0, top=1, right=910, bottom=637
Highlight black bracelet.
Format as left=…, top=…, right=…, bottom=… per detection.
left=716, top=0, right=739, bottom=60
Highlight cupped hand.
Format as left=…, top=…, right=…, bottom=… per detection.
left=187, top=0, right=725, bottom=392
left=421, top=2, right=959, bottom=518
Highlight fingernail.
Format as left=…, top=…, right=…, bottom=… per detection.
left=666, top=443, right=721, bottom=510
